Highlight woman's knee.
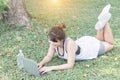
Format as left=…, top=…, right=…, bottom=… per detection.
left=104, top=42, right=114, bottom=52
left=109, top=44, right=114, bottom=50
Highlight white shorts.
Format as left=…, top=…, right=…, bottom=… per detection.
left=98, top=41, right=105, bottom=56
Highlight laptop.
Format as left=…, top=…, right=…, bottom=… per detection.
left=22, top=57, right=42, bottom=77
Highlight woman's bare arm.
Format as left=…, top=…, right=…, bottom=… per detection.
left=39, top=39, right=77, bottom=74
left=38, top=43, right=55, bottom=67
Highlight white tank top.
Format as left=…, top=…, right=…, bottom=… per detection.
left=55, top=36, right=100, bottom=60
left=55, top=38, right=69, bottom=60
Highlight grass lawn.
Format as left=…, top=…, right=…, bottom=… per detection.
left=0, top=0, right=120, bottom=80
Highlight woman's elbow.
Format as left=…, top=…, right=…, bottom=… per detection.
left=67, top=63, right=74, bottom=69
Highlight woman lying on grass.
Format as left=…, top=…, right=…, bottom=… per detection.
left=38, top=4, right=114, bottom=74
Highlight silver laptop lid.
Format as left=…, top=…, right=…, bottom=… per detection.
left=22, top=57, right=41, bottom=77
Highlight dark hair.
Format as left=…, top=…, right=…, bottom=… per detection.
left=48, top=23, right=66, bottom=42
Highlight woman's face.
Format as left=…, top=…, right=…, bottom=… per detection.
left=49, top=40, right=63, bottom=47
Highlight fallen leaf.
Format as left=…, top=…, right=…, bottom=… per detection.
left=0, top=66, right=2, bottom=69
left=19, top=77, right=25, bottom=80
left=92, top=72, right=97, bottom=76
left=83, top=73, right=88, bottom=77
left=34, top=35, right=37, bottom=38
left=101, top=55, right=108, bottom=58
left=0, top=52, right=3, bottom=56
left=114, top=57, right=118, bottom=61
left=85, top=64, right=90, bottom=67
left=16, top=36, right=22, bottom=41
left=44, top=24, right=48, bottom=27
left=44, top=28, right=48, bottom=33
left=6, top=53, right=12, bottom=57
left=39, top=42, right=44, bottom=47
left=72, top=16, right=78, bottom=21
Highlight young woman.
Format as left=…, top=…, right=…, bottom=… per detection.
left=38, top=5, right=114, bottom=74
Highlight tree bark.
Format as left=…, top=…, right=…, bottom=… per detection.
left=7, top=0, right=31, bottom=27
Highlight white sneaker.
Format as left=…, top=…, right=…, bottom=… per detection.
left=95, top=13, right=111, bottom=30
left=98, top=4, right=111, bottom=20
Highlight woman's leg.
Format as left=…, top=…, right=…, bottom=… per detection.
left=103, top=23, right=114, bottom=52
left=96, top=28, right=104, bottom=41
left=95, top=4, right=114, bottom=53
left=96, top=22, right=114, bottom=52
left=104, top=23, right=114, bottom=44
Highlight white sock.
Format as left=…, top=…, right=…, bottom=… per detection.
left=95, top=13, right=111, bottom=30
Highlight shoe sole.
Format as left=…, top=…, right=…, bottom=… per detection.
left=95, top=13, right=111, bottom=30
left=98, top=4, right=111, bottom=20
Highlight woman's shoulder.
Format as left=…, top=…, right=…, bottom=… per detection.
left=65, top=37, right=78, bottom=54
left=65, top=37, right=74, bottom=43
left=66, top=37, right=77, bottom=47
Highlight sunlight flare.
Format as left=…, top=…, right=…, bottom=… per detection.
left=0, top=66, right=2, bottom=69
left=51, top=0, right=58, bottom=4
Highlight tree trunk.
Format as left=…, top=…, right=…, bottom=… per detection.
left=7, top=0, right=31, bottom=27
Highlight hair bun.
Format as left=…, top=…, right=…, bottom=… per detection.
left=58, top=23, right=66, bottom=29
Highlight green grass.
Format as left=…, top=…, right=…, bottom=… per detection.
left=0, top=0, right=120, bottom=80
